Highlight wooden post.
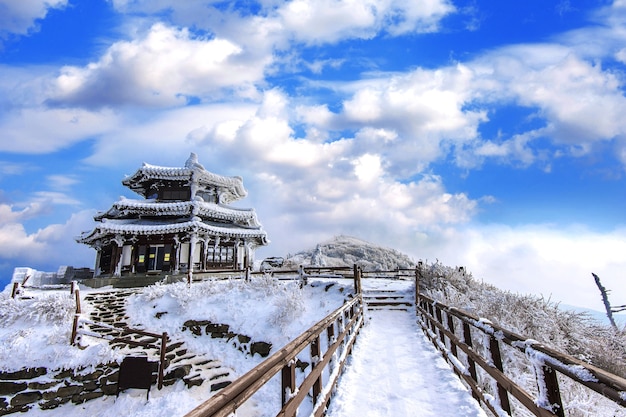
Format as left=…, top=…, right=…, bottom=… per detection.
left=311, top=335, right=323, bottom=403
left=281, top=361, right=296, bottom=413
left=70, top=314, right=80, bottom=345
left=415, top=263, right=422, bottom=315
left=74, top=289, right=81, bottom=314
left=11, top=282, right=19, bottom=299
left=352, top=264, right=361, bottom=295
left=488, top=335, right=512, bottom=413
left=327, top=323, right=335, bottom=373
left=462, top=322, right=480, bottom=400
left=446, top=313, right=458, bottom=358
left=158, top=332, right=168, bottom=389
left=435, top=306, right=445, bottom=345
left=539, top=365, right=565, bottom=417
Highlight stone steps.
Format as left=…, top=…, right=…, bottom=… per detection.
left=81, top=290, right=235, bottom=395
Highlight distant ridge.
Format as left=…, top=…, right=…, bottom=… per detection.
left=284, top=235, right=415, bottom=271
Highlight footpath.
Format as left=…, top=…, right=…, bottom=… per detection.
left=325, top=280, right=487, bottom=417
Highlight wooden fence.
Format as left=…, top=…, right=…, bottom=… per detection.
left=416, top=292, right=626, bottom=417
left=184, top=293, right=364, bottom=417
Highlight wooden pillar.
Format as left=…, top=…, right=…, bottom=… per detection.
left=173, top=236, right=181, bottom=275
left=188, top=233, right=197, bottom=283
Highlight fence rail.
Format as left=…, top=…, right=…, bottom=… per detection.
left=184, top=292, right=364, bottom=417
left=416, top=291, right=626, bottom=417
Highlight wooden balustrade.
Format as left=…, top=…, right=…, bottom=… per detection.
left=416, top=292, right=626, bottom=416
left=184, top=294, right=364, bottom=417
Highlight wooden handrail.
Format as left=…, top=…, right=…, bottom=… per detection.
left=416, top=292, right=626, bottom=416
left=184, top=295, right=364, bottom=417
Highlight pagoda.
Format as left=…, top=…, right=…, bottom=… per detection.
left=77, top=153, right=268, bottom=278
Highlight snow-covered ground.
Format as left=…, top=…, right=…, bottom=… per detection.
left=326, top=308, right=486, bottom=417
left=1, top=276, right=490, bottom=416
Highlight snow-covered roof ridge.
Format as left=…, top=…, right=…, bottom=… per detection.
left=95, top=199, right=260, bottom=225
left=122, top=153, right=247, bottom=202
left=77, top=218, right=268, bottom=244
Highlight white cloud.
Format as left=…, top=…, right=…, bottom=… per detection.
left=0, top=107, right=118, bottom=153
left=0, top=203, right=48, bottom=224
left=50, top=23, right=268, bottom=108
left=0, top=0, right=67, bottom=38
left=0, top=209, right=94, bottom=268
left=338, top=65, right=487, bottom=175
left=415, top=224, right=626, bottom=312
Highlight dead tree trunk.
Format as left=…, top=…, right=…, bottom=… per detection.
left=592, top=273, right=617, bottom=329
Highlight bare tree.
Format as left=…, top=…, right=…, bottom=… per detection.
left=592, top=273, right=625, bottom=329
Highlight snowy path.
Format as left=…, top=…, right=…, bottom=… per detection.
left=325, top=308, right=487, bottom=417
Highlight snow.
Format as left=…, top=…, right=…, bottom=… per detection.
left=1, top=276, right=492, bottom=416
left=326, top=311, right=485, bottom=416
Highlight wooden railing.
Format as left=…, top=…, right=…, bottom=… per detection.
left=416, top=292, right=626, bottom=417
left=184, top=294, right=364, bottom=417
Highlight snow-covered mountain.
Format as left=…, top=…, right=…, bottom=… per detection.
left=283, top=235, right=415, bottom=271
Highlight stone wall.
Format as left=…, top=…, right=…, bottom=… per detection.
left=181, top=320, right=272, bottom=357
left=0, top=364, right=120, bottom=415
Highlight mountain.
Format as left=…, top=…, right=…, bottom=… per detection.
left=283, top=235, right=416, bottom=271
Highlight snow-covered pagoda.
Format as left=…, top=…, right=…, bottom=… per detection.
left=77, top=153, right=268, bottom=278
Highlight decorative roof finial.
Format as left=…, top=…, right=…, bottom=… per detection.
left=185, top=152, right=205, bottom=170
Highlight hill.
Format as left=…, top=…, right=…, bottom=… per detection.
left=283, top=235, right=415, bottom=271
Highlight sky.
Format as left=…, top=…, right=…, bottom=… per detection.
left=1, top=0, right=626, bottom=312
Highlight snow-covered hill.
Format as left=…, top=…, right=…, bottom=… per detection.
left=284, top=235, right=415, bottom=271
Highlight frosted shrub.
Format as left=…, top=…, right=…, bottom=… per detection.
left=271, top=282, right=305, bottom=330
left=0, top=293, right=74, bottom=326
left=419, top=260, right=626, bottom=416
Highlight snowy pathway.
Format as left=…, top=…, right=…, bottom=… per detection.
left=325, top=308, right=487, bottom=417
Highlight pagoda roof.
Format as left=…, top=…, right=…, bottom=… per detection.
left=95, top=198, right=260, bottom=226
left=77, top=218, right=268, bottom=246
left=122, top=153, right=247, bottom=203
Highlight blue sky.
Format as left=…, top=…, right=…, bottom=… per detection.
left=1, top=0, right=626, bottom=311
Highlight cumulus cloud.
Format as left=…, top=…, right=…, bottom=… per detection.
left=474, top=48, right=626, bottom=146
left=49, top=23, right=267, bottom=108
left=0, top=208, right=94, bottom=268
left=0, top=0, right=67, bottom=38
left=110, top=0, right=455, bottom=45
left=415, top=224, right=626, bottom=311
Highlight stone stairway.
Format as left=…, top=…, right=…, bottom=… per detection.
left=363, top=289, right=414, bottom=311
left=82, top=290, right=234, bottom=392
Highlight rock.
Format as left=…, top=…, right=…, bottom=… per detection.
left=296, top=359, right=309, bottom=372
left=210, top=381, right=231, bottom=391
left=39, top=397, right=71, bottom=410
left=72, top=391, right=103, bottom=404
left=28, top=381, right=58, bottom=390
left=237, top=334, right=251, bottom=344
left=183, top=377, right=204, bottom=388
left=0, top=367, right=47, bottom=380
left=0, top=382, right=27, bottom=396
left=250, top=342, right=272, bottom=357
left=164, top=365, right=192, bottom=381
left=10, top=391, right=42, bottom=407
left=45, top=385, right=82, bottom=400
